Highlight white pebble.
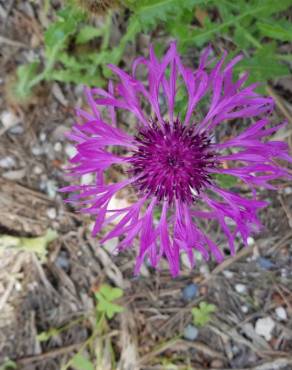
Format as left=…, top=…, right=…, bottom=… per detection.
left=235, top=284, right=247, bottom=294
left=275, top=306, right=287, bottom=321
left=15, top=281, right=22, bottom=292
left=247, top=237, right=255, bottom=246
left=39, top=132, right=47, bottom=141
left=31, top=146, right=43, bottom=156
left=223, top=270, right=234, bottom=279
left=255, top=317, right=275, bottom=341
left=81, top=173, right=94, bottom=185
left=199, top=264, right=210, bottom=278
left=54, top=142, right=62, bottom=152
left=1, top=110, right=20, bottom=128
left=33, top=166, right=42, bottom=175
left=46, top=180, right=57, bottom=199
left=47, top=208, right=57, bottom=220
left=65, top=144, right=77, bottom=159
left=241, top=305, right=248, bottom=313
left=0, top=156, right=16, bottom=168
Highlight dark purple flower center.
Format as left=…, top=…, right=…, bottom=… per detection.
left=129, top=120, right=217, bottom=203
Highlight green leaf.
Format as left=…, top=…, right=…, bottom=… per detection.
left=130, top=0, right=203, bottom=28
left=50, top=69, right=103, bottom=86
left=183, top=0, right=292, bottom=46
left=213, top=174, right=238, bottom=189
left=0, top=360, right=17, bottom=370
left=94, top=284, right=124, bottom=319
left=99, top=284, right=123, bottom=301
left=15, top=61, right=40, bottom=99
left=70, top=354, right=94, bottom=370
left=37, top=328, right=59, bottom=342
left=76, top=25, right=103, bottom=44
left=258, top=21, right=292, bottom=42
left=235, top=45, right=290, bottom=84
left=0, top=229, right=58, bottom=262
left=44, top=6, right=82, bottom=58
left=192, top=301, right=216, bottom=327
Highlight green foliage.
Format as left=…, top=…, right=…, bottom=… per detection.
left=125, top=0, right=203, bottom=29
left=70, top=354, right=95, bottom=370
left=14, top=62, right=40, bottom=100
left=13, top=3, right=140, bottom=99
left=0, top=229, right=57, bottom=262
left=192, top=301, right=216, bottom=327
left=213, top=174, right=238, bottom=189
left=13, top=0, right=290, bottom=102
left=95, top=284, right=124, bottom=319
left=166, top=0, right=291, bottom=85
left=61, top=283, right=123, bottom=370
left=0, top=360, right=16, bottom=370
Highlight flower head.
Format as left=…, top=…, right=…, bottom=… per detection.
left=62, top=43, right=291, bottom=276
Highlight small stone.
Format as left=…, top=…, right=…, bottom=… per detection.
left=247, top=237, right=255, bottom=246
left=183, top=324, right=199, bottom=341
left=0, top=156, right=16, bottom=168
left=257, top=257, right=274, bottom=270
left=2, top=169, right=26, bottom=180
left=47, top=208, right=57, bottom=220
left=31, top=146, right=43, bottom=156
left=65, top=144, right=77, bottom=159
left=54, top=142, right=62, bottom=152
left=9, top=124, right=24, bottom=134
left=275, top=306, right=287, bottom=321
left=235, top=284, right=246, bottom=294
left=199, top=264, right=210, bottom=278
left=46, top=180, right=57, bottom=199
left=33, top=166, right=42, bottom=175
left=223, top=270, right=234, bottom=279
left=255, top=317, right=275, bottom=341
left=210, top=359, right=224, bottom=369
left=241, top=305, right=248, bottom=313
left=15, top=281, right=22, bottom=292
left=182, top=283, right=199, bottom=301
left=1, top=110, right=20, bottom=128
left=55, top=253, right=70, bottom=271
left=81, top=173, right=94, bottom=185
left=39, top=132, right=47, bottom=142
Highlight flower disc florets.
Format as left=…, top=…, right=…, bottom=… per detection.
left=129, top=119, right=217, bottom=203
left=61, top=42, right=291, bottom=277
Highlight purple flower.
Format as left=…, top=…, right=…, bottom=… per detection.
left=61, top=43, right=291, bottom=276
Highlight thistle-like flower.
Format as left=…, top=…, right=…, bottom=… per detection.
left=62, top=43, right=291, bottom=276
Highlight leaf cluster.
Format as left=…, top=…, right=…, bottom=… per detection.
left=191, top=301, right=217, bottom=327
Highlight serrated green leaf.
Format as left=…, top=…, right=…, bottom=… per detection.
left=76, top=25, right=103, bottom=44
left=132, top=0, right=204, bottom=28
left=50, top=69, right=103, bottom=86
left=94, top=284, right=124, bottom=319
left=258, top=21, right=292, bottom=42
left=183, top=0, right=292, bottom=46
left=99, top=284, right=124, bottom=301
left=15, top=61, right=40, bottom=98
left=70, top=354, right=94, bottom=370
left=235, top=45, right=290, bottom=84
left=192, top=301, right=216, bottom=327
left=44, top=6, right=81, bottom=58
